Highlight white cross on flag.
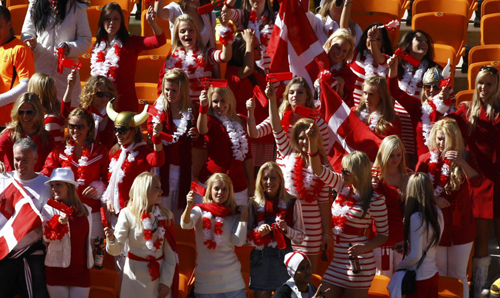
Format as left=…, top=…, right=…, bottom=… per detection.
left=266, top=0, right=328, bottom=88
left=0, top=178, right=43, bottom=259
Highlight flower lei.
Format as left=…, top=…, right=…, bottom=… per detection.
left=151, top=99, right=190, bottom=145
left=358, top=108, right=382, bottom=132
left=141, top=205, right=167, bottom=251
left=248, top=200, right=287, bottom=250
left=331, top=186, right=359, bottom=235
left=213, top=113, right=249, bottom=161
left=363, top=51, right=388, bottom=78
left=291, top=155, right=324, bottom=203
left=280, top=109, right=294, bottom=134
left=165, top=46, right=206, bottom=79
left=217, top=24, right=235, bottom=45
left=421, top=94, right=453, bottom=146
left=428, top=150, right=451, bottom=197
left=201, top=211, right=224, bottom=249
left=107, top=146, right=140, bottom=184
left=398, top=60, right=428, bottom=96
left=247, top=10, right=267, bottom=41
left=44, top=214, right=70, bottom=241
left=62, top=141, right=92, bottom=186
left=90, top=39, right=123, bottom=82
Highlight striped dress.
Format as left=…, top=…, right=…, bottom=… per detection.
left=273, top=129, right=330, bottom=254
left=350, top=50, right=415, bottom=155
left=317, top=167, right=389, bottom=289
left=44, top=114, right=64, bottom=146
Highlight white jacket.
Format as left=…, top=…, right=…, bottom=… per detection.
left=21, top=0, right=92, bottom=107
left=42, top=204, right=94, bottom=268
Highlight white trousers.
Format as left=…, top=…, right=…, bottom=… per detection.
left=436, top=242, right=474, bottom=298
left=373, top=246, right=404, bottom=278
left=47, top=285, right=90, bottom=298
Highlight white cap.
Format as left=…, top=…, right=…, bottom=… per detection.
left=284, top=251, right=310, bottom=278
left=44, top=168, right=79, bottom=187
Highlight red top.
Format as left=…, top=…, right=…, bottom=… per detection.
left=416, top=152, right=479, bottom=245
left=45, top=214, right=90, bottom=287
left=374, top=180, right=404, bottom=246
left=41, top=143, right=109, bottom=212
left=0, top=129, right=55, bottom=172
left=198, top=115, right=252, bottom=192
left=44, top=114, right=65, bottom=146
left=226, top=65, right=273, bottom=144
left=94, top=34, right=167, bottom=113
left=351, top=106, right=402, bottom=138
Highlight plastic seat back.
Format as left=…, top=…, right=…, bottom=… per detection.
left=141, top=10, right=171, bottom=39
left=140, top=43, right=172, bottom=57
left=6, top=0, right=27, bottom=7
left=438, top=276, right=463, bottom=298
left=433, top=44, right=456, bottom=88
left=413, top=0, right=470, bottom=19
left=469, top=45, right=500, bottom=64
left=78, top=53, right=92, bottom=83
left=482, top=0, right=500, bottom=17
left=9, top=5, right=28, bottom=36
left=136, top=82, right=160, bottom=106
left=88, top=0, right=130, bottom=11
left=468, top=61, right=500, bottom=89
left=481, top=13, right=500, bottom=45
left=455, top=90, right=475, bottom=107
left=135, top=55, right=167, bottom=84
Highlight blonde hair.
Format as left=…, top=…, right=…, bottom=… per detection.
left=278, top=77, right=315, bottom=114
left=427, top=118, right=465, bottom=194
left=317, top=0, right=358, bottom=38
left=355, top=75, right=397, bottom=135
left=50, top=182, right=89, bottom=217
left=290, top=118, right=326, bottom=162
left=253, top=162, right=294, bottom=207
left=1, top=92, right=51, bottom=147
left=128, top=172, right=172, bottom=230
left=465, top=68, right=500, bottom=135
left=171, top=14, right=205, bottom=52
left=28, top=73, right=60, bottom=116
left=80, top=76, right=117, bottom=110
left=159, top=68, right=193, bottom=115
left=323, top=28, right=355, bottom=62
left=373, top=135, right=409, bottom=198
left=341, top=151, right=373, bottom=218
left=203, top=173, right=237, bottom=213
left=208, top=87, right=243, bottom=126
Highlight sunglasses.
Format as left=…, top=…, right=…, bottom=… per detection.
left=18, top=109, right=35, bottom=116
left=480, top=65, right=499, bottom=75
left=95, top=91, right=111, bottom=98
left=341, top=167, right=351, bottom=176
left=68, top=123, right=86, bottom=131
left=424, top=84, right=441, bottom=91
left=114, top=126, right=132, bottom=135
left=335, top=0, right=344, bottom=7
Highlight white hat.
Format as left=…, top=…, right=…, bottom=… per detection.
left=45, top=168, right=79, bottom=187
left=284, top=251, right=310, bottom=278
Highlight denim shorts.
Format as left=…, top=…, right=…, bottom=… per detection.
left=249, top=246, right=292, bottom=291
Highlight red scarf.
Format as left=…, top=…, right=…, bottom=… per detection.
left=195, top=203, right=234, bottom=217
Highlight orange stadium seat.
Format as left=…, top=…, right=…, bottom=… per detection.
left=368, top=275, right=390, bottom=298
left=90, top=268, right=120, bottom=297
left=89, top=286, right=116, bottom=298
left=235, top=245, right=253, bottom=297
left=481, top=13, right=500, bottom=45
left=9, top=5, right=28, bottom=36
left=177, top=241, right=196, bottom=298
left=136, top=82, right=159, bottom=107
left=6, top=0, right=27, bottom=7
left=135, top=55, right=167, bottom=84
left=88, top=0, right=130, bottom=12
left=456, top=90, right=475, bottom=106
left=140, top=42, right=172, bottom=57
left=412, top=12, right=467, bottom=60
left=433, top=44, right=456, bottom=88
left=79, top=53, right=92, bottom=83
left=438, top=276, right=463, bottom=298
left=469, top=45, right=500, bottom=64
left=88, top=6, right=130, bottom=37
left=174, top=224, right=196, bottom=245
left=468, top=61, right=500, bottom=89
left=141, top=9, right=171, bottom=39
left=412, top=0, right=473, bottom=19
left=351, top=0, right=405, bottom=19
left=482, top=0, right=500, bottom=17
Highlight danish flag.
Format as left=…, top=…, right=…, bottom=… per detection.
left=0, top=178, right=43, bottom=259
left=266, top=0, right=328, bottom=88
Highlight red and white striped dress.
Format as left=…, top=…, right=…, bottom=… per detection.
left=350, top=50, right=415, bottom=155
left=317, top=167, right=389, bottom=289
left=273, top=129, right=330, bottom=254
left=44, top=114, right=65, bottom=146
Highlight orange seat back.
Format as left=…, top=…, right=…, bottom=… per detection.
left=135, top=82, right=160, bottom=106
left=455, top=90, right=475, bottom=107
left=469, top=45, right=500, bottom=64
left=481, top=13, right=500, bottom=45
left=468, top=61, right=500, bottom=89
left=141, top=10, right=171, bottom=39
left=90, top=268, right=120, bottom=295
left=88, top=0, right=131, bottom=12
left=89, top=286, right=117, bottom=298
left=140, top=42, right=172, bottom=57
left=438, top=276, right=463, bottom=298
left=482, top=0, right=500, bottom=17
left=9, top=5, right=28, bottom=36
left=6, top=0, right=27, bottom=6
left=135, top=55, right=168, bottom=84
left=412, top=0, right=469, bottom=19
left=78, top=53, right=92, bottom=83
left=235, top=245, right=253, bottom=296
left=433, top=44, right=456, bottom=88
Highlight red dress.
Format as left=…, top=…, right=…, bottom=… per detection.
left=375, top=180, right=404, bottom=246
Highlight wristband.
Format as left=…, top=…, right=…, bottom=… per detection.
left=224, top=0, right=235, bottom=8
left=307, top=150, right=319, bottom=157
left=152, top=135, right=162, bottom=145
left=322, top=234, right=331, bottom=239
left=199, top=105, right=209, bottom=114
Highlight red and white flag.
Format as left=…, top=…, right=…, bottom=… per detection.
left=318, top=79, right=382, bottom=171
left=266, top=0, right=328, bottom=88
left=0, top=178, right=43, bottom=259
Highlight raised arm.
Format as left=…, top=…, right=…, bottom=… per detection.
left=197, top=90, right=209, bottom=135
left=238, top=29, right=256, bottom=79
left=266, top=83, right=281, bottom=133
left=146, top=6, right=163, bottom=36
left=154, top=0, right=171, bottom=21
left=218, top=13, right=233, bottom=63
left=339, top=0, right=353, bottom=30
left=246, top=98, right=258, bottom=138
left=366, top=27, right=386, bottom=65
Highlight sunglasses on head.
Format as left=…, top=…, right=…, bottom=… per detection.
left=95, top=91, right=111, bottom=98
left=424, top=84, right=441, bottom=91
left=341, top=167, right=351, bottom=176
left=69, top=123, right=86, bottom=131
left=114, top=126, right=132, bottom=135
left=480, top=65, right=499, bottom=75
left=18, top=109, right=35, bottom=116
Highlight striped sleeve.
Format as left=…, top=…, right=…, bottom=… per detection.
left=316, top=118, right=330, bottom=151
left=287, top=200, right=305, bottom=244
left=273, top=129, right=292, bottom=157
left=207, top=48, right=223, bottom=65
left=228, top=9, right=244, bottom=27
left=369, top=195, right=389, bottom=236
left=256, top=117, right=272, bottom=138
left=44, top=115, right=64, bottom=145
left=317, top=167, right=342, bottom=192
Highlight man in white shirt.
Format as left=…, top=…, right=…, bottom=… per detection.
left=0, top=138, right=50, bottom=298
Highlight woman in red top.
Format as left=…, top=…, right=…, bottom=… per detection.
left=0, top=92, right=55, bottom=172
left=91, top=3, right=166, bottom=113
left=450, top=65, right=500, bottom=297
left=415, top=118, right=478, bottom=298
left=197, top=86, right=254, bottom=206
left=372, top=135, right=409, bottom=278
left=352, top=75, right=401, bottom=138
left=42, top=108, right=109, bottom=240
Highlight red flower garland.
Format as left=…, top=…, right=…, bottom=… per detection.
left=292, top=155, right=324, bottom=203
left=331, top=187, right=357, bottom=235
left=44, top=215, right=69, bottom=241
left=62, top=141, right=92, bottom=186
left=280, top=109, right=293, bottom=134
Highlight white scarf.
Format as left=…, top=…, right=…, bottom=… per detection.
left=90, top=39, right=123, bottom=82
left=213, top=113, right=248, bottom=161
left=358, top=108, right=382, bottom=132
left=151, top=98, right=190, bottom=145
left=363, top=51, right=388, bottom=78
left=398, top=60, right=428, bottom=96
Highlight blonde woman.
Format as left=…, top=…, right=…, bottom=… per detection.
left=0, top=92, right=55, bottom=172
left=42, top=168, right=93, bottom=298
left=104, top=172, right=178, bottom=298
left=28, top=73, right=64, bottom=145
left=415, top=118, right=479, bottom=298
left=158, top=14, right=233, bottom=103
left=248, top=162, right=305, bottom=298
left=313, top=0, right=363, bottom=46
left=451, top=65, right=500, bottom=296
left=181, top=173, right=249, bottom=298
left=353, top=75, right=401, bottom=138
left=197, top=87, right=253, bottom=205
left=372, top=135, right=409, bottom=277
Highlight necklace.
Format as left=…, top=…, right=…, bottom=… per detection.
left=142, top=205, right=167, bottom=251
left=213, top=113, right=249, bottom=161
left=62, top=141, right=92, bottom=186
left=331, top=186, right=359, bottom=235
left=90, top=39, right=123, bottom=82
left=201, top=211, right=224, bottom=249
left=428, top=150, right=451, bottom=197
left=399, top=60, right=428, bottom=96
left=291, top=155, right=324, bottom=203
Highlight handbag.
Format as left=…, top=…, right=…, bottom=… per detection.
left=397, top=240, right=433, bottom=295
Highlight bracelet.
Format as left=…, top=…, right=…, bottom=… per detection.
left=307, top=150, right=319, bottom=157
left=224, top=0, right=235, bottom=8
left=199, top=105, right=209, bottom=114
left=152, top=135, right=162, bottom=145
left=322, top=234, right=331, bottom=239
